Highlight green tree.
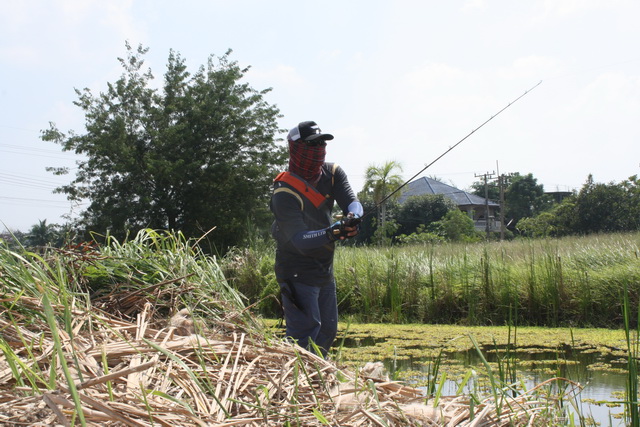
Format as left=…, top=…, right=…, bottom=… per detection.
left=396, top=194, right=455, bottom=235
left=361, top=161, right=403, bottom=235
left=471, top=173, right=553, bottom=228
left=619, top=175, right=640, bottom=230
left=517, top=174, right=640, bottom=237
left=396, top=224, right=444, bottom=245
left=469, top=178, right=501, bottom=201
left=548, top=196, right=579, bottom=236
left=529, top=196, right=580, bottom=237
left=504, top=173, right=551, bottom=224
left=372, top=218, right=400, bottom=246
left=575, top=174, right=630, bottom=233
left=43, top=43, right=286, bottom=250
left=431, top=209, right=482, bottom=242
left=516, top=213, right=556, bottom=238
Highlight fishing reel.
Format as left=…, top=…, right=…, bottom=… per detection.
left=330, top=213, right=362, bottom=239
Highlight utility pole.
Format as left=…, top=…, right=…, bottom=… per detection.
left=497, top=172, right=514, bottom=240
left=495, top=161, right=514, bottom=241
left=475, top=171, right=495, bottom=238
left=499, top=173, right=506, bottom=240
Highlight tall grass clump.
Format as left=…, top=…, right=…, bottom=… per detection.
left=221, top=241, right=280, bottom=316
left=0, top=229, right=258, bottom=424
left=86, top=229, right=254, bottom=325
left=0, top=228, right=259, bottom=341
left=224, top=232, right=640, bottom=327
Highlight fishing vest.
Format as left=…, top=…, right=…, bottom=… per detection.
left=272, top=163, right=339, bottom=210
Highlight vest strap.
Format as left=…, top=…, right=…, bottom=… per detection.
left=273, top=187, right=303, bottom=210
left=274, top=172, right=327, bottom=208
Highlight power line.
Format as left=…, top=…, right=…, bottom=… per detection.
left=0, top=195, right=75, bottom=207
left=0, top=125, right=40, bottom=132
left=0, top=147, right=77, bottom=161
left=0, top=171, right=62, bottom=183
left=0, top=172, right=63, bottom=191
left=0, top=142, right=72, bottom=154
left=0, top=179, right=53, bottom=191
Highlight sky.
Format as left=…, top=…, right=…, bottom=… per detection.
left=1, top=0, right=639, bottom=232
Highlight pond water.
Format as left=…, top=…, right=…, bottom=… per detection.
left=341, top=337, right=630, bottom=426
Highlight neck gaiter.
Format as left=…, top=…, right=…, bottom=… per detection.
left=288, top=140, right=326, bottom=184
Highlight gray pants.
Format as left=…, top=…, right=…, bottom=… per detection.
left=279, top=279, right=338, bottom=358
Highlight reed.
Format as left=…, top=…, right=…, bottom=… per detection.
left=227, top=232, right=640, bottom=328
left=424, top=349, right=443, bottom=398
left=0, top=229, right=587, bottom=425
left=623, top=280, right=640, bottom=426
left=223, top=231, right=640, bottom=424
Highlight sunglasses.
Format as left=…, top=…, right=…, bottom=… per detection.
left=301, top=139, right=327, bottom=147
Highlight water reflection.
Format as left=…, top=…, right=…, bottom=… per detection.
left=342, top=338, right=629, bottom=425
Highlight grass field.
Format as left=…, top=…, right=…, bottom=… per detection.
left=225, top=232, right=640, bottom=328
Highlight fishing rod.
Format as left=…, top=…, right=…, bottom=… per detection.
left=341, top=80, right=543, bottom=228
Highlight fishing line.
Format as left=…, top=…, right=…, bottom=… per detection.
left=359, top=80, right=543, bottom=221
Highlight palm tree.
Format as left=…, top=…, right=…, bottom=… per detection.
left=26, top=219, right=57, bottom=248
left=362, top=161, right=404, bottom=231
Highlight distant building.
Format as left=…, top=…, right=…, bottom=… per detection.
left=398, top=176, right=500, bottom=232
left=545, top=190, right=573, bottom=204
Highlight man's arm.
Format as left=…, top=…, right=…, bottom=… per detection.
left=271, top=191, right=337, bottom=254
left=332, top=166, right=362, bottom=216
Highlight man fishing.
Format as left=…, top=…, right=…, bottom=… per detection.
left=270, top=120, right=363, bottom=358
left=268, top=84, right=541, bottom=358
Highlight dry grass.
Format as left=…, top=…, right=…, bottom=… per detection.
left=0, top=231, right=577, bottom=425
left=0, top=295, right=575, bottom=426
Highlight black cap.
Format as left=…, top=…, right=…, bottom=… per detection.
left=287, top=121, right=334, bottom=142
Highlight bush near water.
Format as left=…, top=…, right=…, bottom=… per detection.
left=225, top=232, right=640, bottom=328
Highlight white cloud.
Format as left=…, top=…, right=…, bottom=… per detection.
left=318, top=49, right=343, bottom=62
left=566, top=71, right=640, bottom=116
left=541, top=0, right=613, bottom=17
left=507, top=55, right=560, bottom=81
left=461, top=0, right=486, bottom=13
left=102, top=0, right=145, bottom=44
left=403, top=63, right=468, bottom=91
left=247, top=64, right=307, bottom=92
left=0, top=1, right=32, bottom=31
left=390, top=62, right=491, bottom=131
left=58, top=0, right=94, bottom=23
left=1, top=0, right=143, bottom=69
left=0, top=45, right=40, bottom=66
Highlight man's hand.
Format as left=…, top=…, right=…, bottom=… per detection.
left=328, top=212, right=360, bottom=241
left=342, top=212, right=362, bottom=229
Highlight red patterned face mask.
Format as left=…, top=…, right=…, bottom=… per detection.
left=288, top=139, right=326, bottom=183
